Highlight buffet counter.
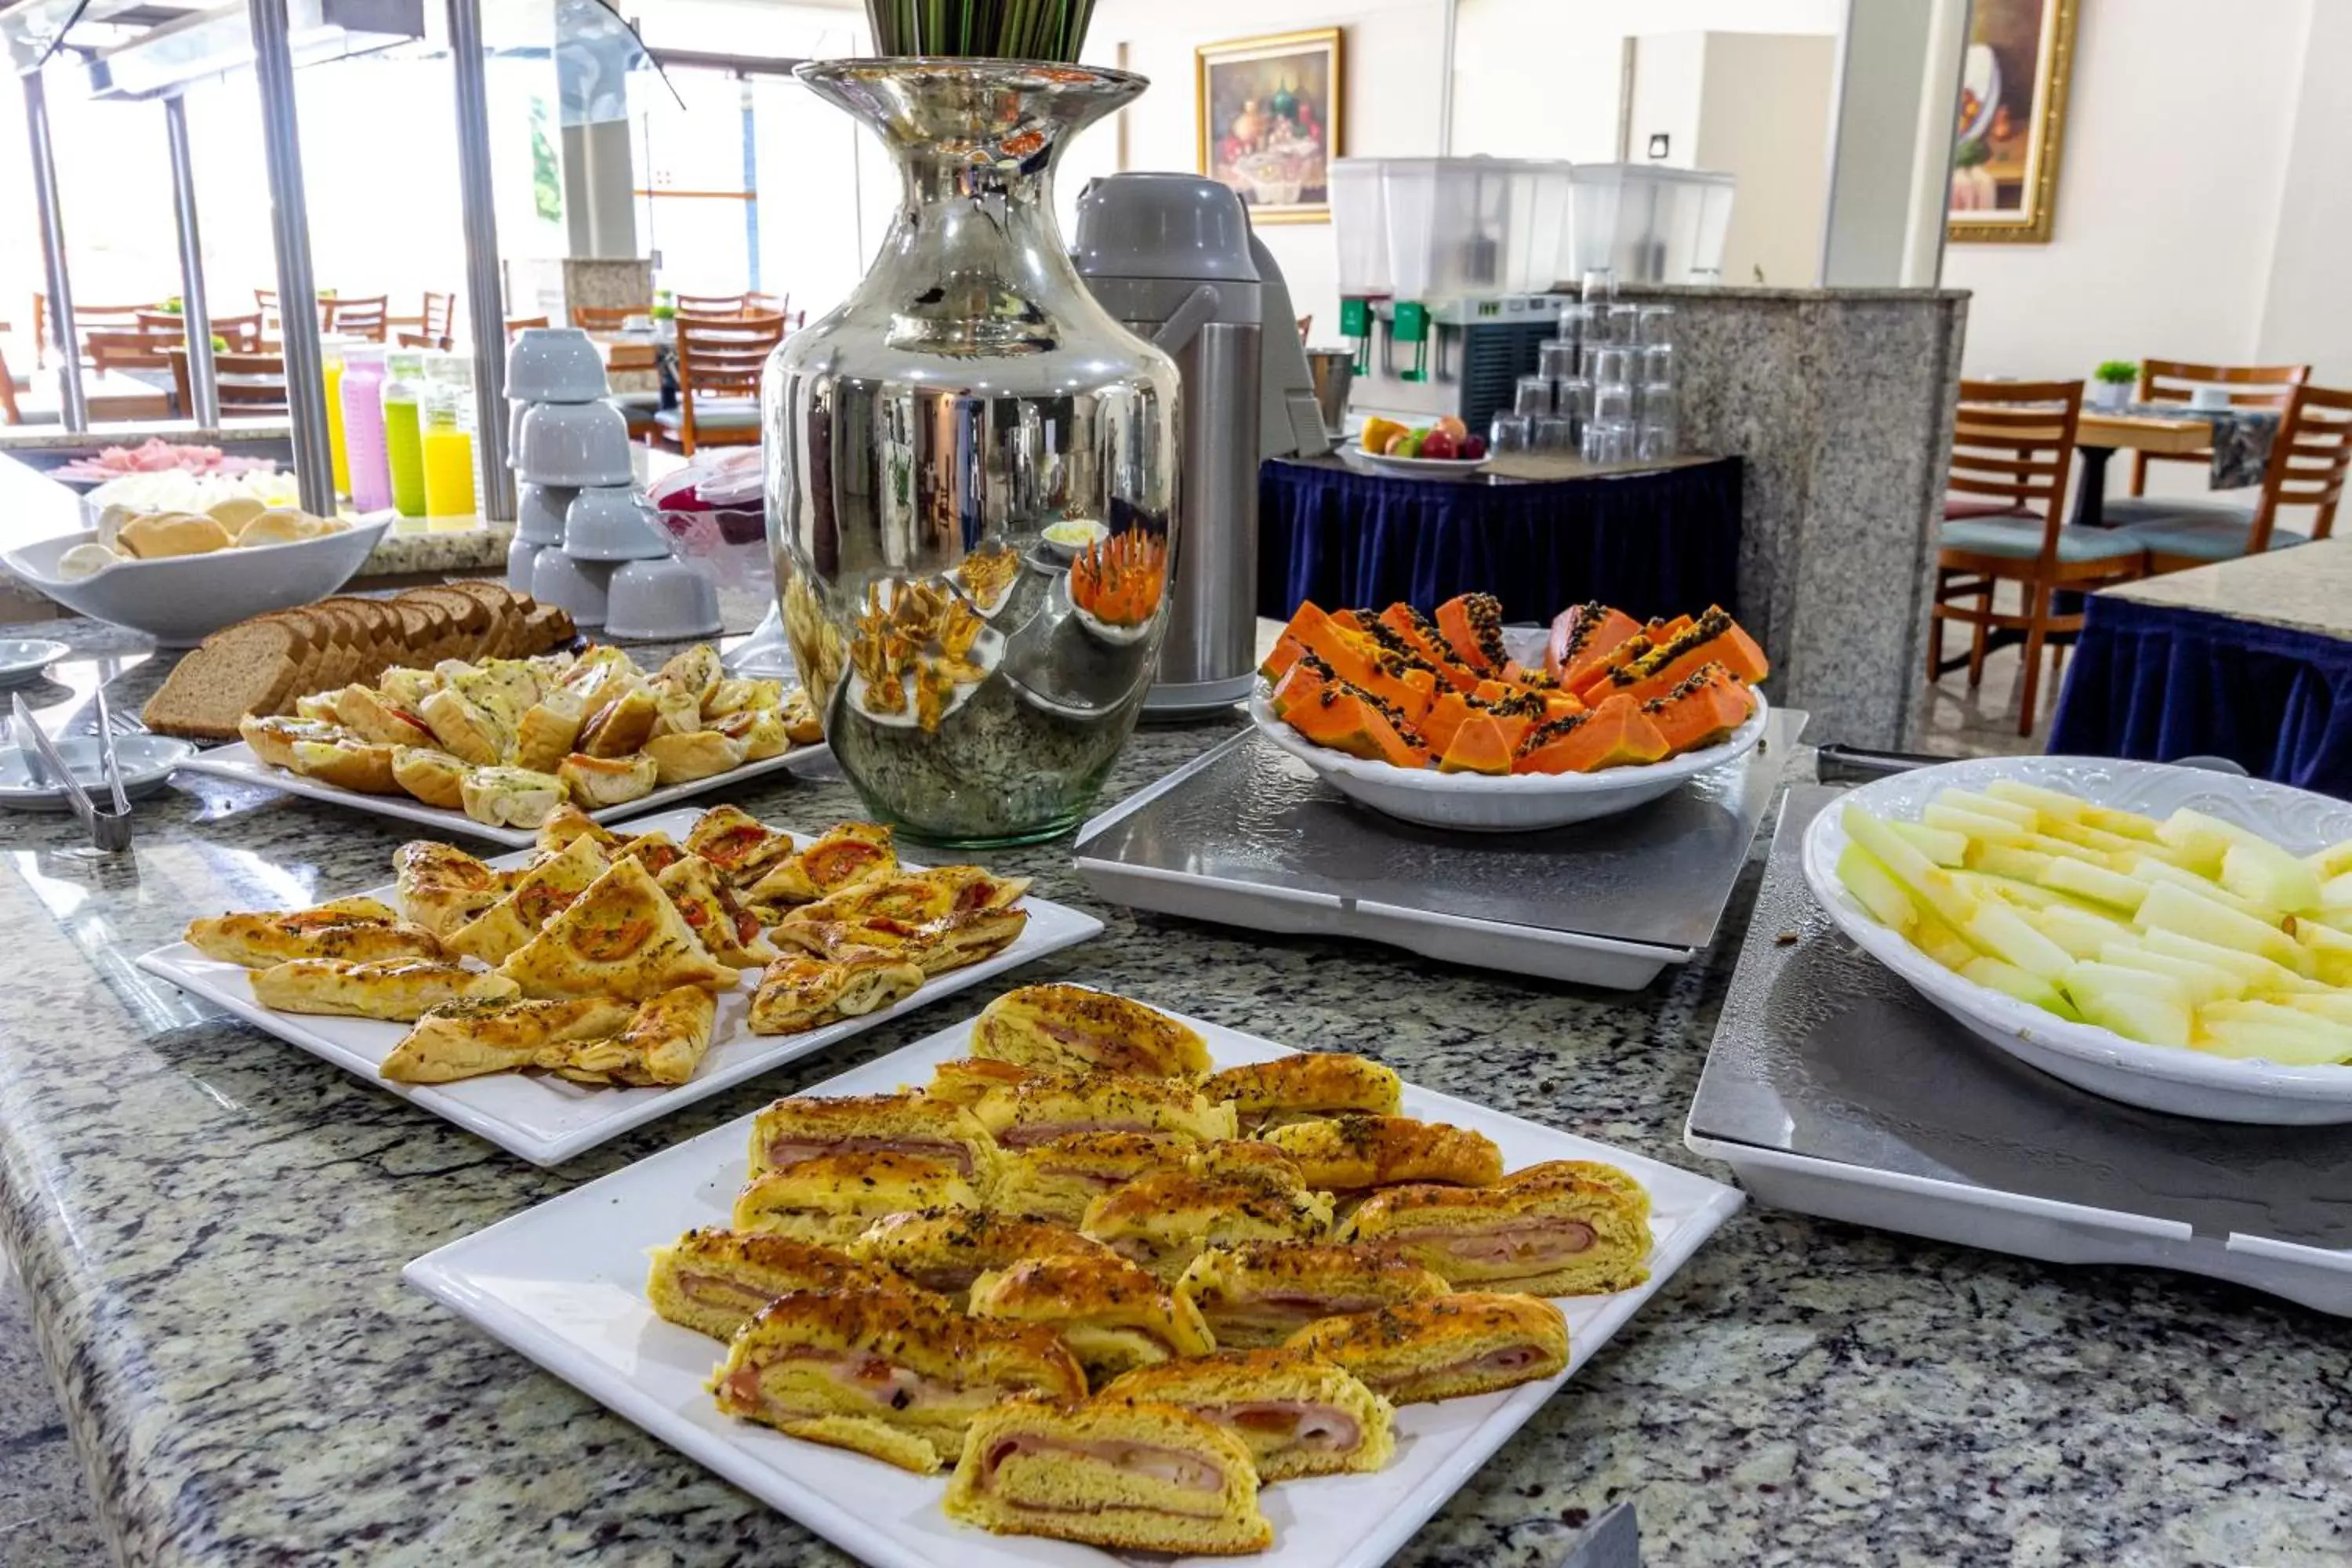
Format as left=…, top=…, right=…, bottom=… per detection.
left=1, top=617, right=2340, bottom=1566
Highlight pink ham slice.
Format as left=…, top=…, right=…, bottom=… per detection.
left=764, top=1134, right=975, bottom=1175
left=979, top=1433, right=1229, bottom=1514
left=677, top=1272, right=791, bottom=1316
left=1222, top=1400, right=1361, bottom=1453
left=724, top=1348, right=975, bottom=1417
left=1384, top=1218, right=1596, bottom=1268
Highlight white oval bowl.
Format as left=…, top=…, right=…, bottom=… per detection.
left=1801, top=753, right=2352, bottom=1124
left=1249, top=684, right=1769, bottom=831
left=1, top=517, right=392, bottom=647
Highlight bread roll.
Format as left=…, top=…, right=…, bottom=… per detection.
left=118, top=512, right=234, bottom=559
left=643, top=729, right=748, bottom=785
left=557, top=750, right=658, bottom=807
left=235, top=510, right=329, bottom=548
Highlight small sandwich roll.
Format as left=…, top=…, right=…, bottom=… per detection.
left=749, top=1091, right=1000, bottom=1184
left=1341, top=1159, right=1653, bottom=1298
left=647, top=1227, right=935, bottom=1341
left=989, top=1131, right=1190, bottom=1226
left=945, top=1393, right=1272, bottom=1556
left=1285, top=1292, right=1569, bottom=1406
left=972, top=1070, right=1236, bottom=1151
left=1082, top=1171, right=1333, bottom=1287
left=850, top=1207, right=1115, bottom=1296
left=969, top=983, right=1210, bottom=1078
left=967, top=1252, right=1214, bottom=1385
left=710, top=1287, right=1083, bottom=1475
left=1174, top=1240, right=1452, bottom=1349
left=1261, top=1114, right=1504, bottom=1194
left=1099, top=1348, right=1397, bottom=1482
left=1203, top=1052, right=1403, bottom=1132
left=732, top=1150, right=981, bottom=1245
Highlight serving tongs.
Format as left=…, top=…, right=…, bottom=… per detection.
left=11, top=690, right=132, bottom=851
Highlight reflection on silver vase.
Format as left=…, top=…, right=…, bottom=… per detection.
left=763, top=58, right=1182, bottom=848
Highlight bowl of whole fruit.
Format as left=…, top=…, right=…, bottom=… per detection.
left=1254, top=593, right=1772, bottom=831
left=1345, top=416, right=1490, bottom=477
left=1808, top=754, right=2352, bottom=1124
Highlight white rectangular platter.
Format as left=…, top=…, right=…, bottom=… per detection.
left=405, top=1004, right=1744, bottom=1568
left=134, top=807, right=1102, bottom=1166
left=178, top=739, right=835, bottom=848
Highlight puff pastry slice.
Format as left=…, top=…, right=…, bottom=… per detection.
left=497, top=856, right=739, bottom=1001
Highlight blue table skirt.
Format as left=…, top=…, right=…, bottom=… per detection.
left=2048, top=594, right=2352, bottom=797
left=1258, top=456, right=1743, bottom=622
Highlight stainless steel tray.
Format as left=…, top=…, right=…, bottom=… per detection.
left=1686, top=784, right=2352, bottom=1316
left=1072, top=705, right=1804, bottom=989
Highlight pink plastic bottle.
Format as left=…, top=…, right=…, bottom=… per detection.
left=339, top=346, right=393, bottom=511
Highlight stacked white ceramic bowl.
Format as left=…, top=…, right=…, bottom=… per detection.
left=506, top=328, right=630, bottom=629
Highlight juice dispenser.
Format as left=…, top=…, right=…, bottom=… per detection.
left=382, top=350, right=428, bottom=518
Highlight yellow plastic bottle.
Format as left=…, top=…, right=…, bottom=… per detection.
left=322, top=346, right=351, bottom=498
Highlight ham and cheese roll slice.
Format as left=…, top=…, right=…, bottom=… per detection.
left=1285, top=1293, right=1569, bottom=1405
left=968, top=1253, right=1214, bottom=1385
left=969, top=984, right=1210, bottom=1078
left=1099, top=1348, right=1396, bottom=1482
left=648, top=1228, right=935, bottom=1341
left=925, top=1056, right=1036, bottom=1109
left=972, top=1071, right=1236, bottom=1150
left=946, top=1394, right=1271, bottom=1555
left=249, top=957, right=517, bottom=1021
left=849, top=1208, right=1113, bottom=1297
left=1174, top=1241, right=1451, bottom=1348
left=1203, top=1052, right=1403, bottom=1132
left=733, top=1151, right=981, bottom=1245
left=990, top=1132, right=1189, bottom=1225
left=711, top=1287, right=1082, bottom=1474
left=1342, top=1160, right=1652, bottom=1297
left=749, top=1091, right=1000, bottom=1184
left=1081, top=1172, right=1333, bottom=1286
left=1262, top=1114, right=1503, bottom=1195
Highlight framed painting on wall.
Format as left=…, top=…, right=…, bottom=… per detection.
left=1196, top=28, right=1342, bottom=225
left=1948, top=0, right=2078, bottom=242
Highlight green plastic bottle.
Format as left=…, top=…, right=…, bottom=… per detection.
left=382, top=350, right=427, bottom=517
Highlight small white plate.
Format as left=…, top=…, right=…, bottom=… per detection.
left=1040, top=517, right=1109, bottom=557
left=0, top=639, right=68, bottom=688
left=1802, top=754, right=2352, bottom=1124
left=404, top=1002, right=1744, bottom=1568
left=176, top=739, right=833, bottom=848
left=1341, top=446, right=1490, bottom=481
left=1250, top=686, right=1771, bottom=833
left=135, top=807, right=1103, bottom=1165
left=0, top=734, right=196, bottom=809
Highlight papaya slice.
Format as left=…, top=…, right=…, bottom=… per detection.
left=1377, top=603, right=1477, bottom=690
left=1473, top=689, right=1546, bottom=753
left=1585, top=606, right=1770, bottom=706
left=1262, top=601, right=1339, bottom=681
left=1497, top=659, right=1561, bottom=690
left=1435, top=592, right=1507, bottom=675
left=1545, top=603, right=1644, bottom=688
left=1646, top=614, right=1694, bottom=643
left=1643, top=662, right=1755, bottom=754
left=1283, top=680, right=1430, bottom=769
left=1472, top=678, right=1522, bottom=706
left=1420, top=689, right=1475, bottom=753
left=1513, top=693, right=1671, bottom=775
left=1283, top=604, right=1442, bottom=724
left=1269, top=652, right=1336, bottom=719
left=1567, top=634, right=1654, bottom=702
left=1438, top=713, right=1514, bottom=775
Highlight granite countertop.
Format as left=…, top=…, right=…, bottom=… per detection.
left=2, top=620, right=2349, bottom=1565
left=2100, top=535, right=2352, bottom=641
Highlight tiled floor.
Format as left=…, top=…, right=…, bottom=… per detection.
left=0, top=1255, right=107, bottom=1566
left=1911, top=641, right=2050, bottom=760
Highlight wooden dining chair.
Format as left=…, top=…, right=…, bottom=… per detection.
left=325, top=294, right=390, bottom=342
left=1928, top=379, right=2147, bottom=737
left=170, top=347, right=289, bottom=416
left=572, top=303, right=648, bottom=330
left=655, top=311, right=782, bottom=455
left=422, top=290, right=454, bottom=345
left=675, top=292, right=748, bottom=317
left=2104, top=383, right=2352, bottom=574
left=69, top=302, right=162, bottom=365
left=2125, top=359, right=2310, bottom=495
left=504, top=316, right=552, bottom=341
left=0, top=343, right=20, bottom=425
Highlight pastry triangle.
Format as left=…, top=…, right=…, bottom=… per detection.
left=535, top=985, right=717, bottom=1086
left=444, top=833, right=608, bottom=967
left=497, top=856, right=739, bottom=1000
left=656, top=855, right=779, bottom=967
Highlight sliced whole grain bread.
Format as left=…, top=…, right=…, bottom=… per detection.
left=142, top=618, right=310, bottom=739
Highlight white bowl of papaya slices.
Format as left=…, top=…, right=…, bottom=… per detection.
left=1250, top=592, right=1772, bottom=831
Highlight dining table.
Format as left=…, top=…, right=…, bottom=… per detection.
left=2067, top=404, right=2281, bottom=528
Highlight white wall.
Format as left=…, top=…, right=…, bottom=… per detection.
left=1942, top=0, right=2314, bottom=384
left=1080, top=0, right=1451, bottom=343
left=2254, top=0, right=2352, bottom=385
left=1682, top=33, right=1836, bottom=287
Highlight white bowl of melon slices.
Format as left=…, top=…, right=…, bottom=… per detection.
left=1806, top=754, right=2352, bottom=1123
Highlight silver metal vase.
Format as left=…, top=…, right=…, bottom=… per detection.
left=764, top=58, right=1182, bottom=848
